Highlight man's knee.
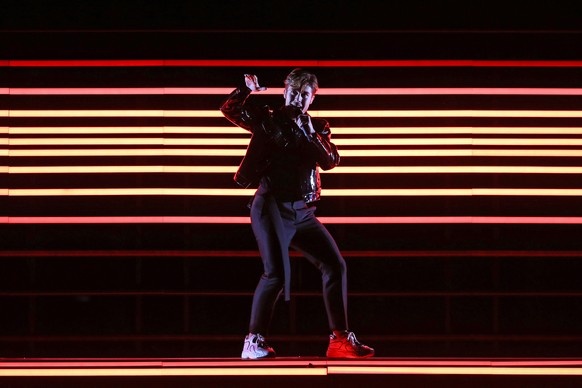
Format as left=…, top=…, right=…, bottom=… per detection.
left=321, top=257, right=347, bottom=280
left=260, top=272, right=285, bottom=288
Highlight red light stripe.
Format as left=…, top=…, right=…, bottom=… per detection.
left=10, top=110, right=582, bottom=118
left=6, top=60, right=582, bottom=67
left=7, top=188, right=582, bottom=196
left=6, top=87, right=582, bottom=95
left=1, top=250, right=581, bottom=258
left=5, top=217, right=582, bottom=224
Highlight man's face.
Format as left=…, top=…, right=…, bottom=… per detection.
left=284, top=85, right=315, bottom=114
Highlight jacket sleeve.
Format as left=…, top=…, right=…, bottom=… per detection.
left=305, top=119, right=340, bottom=171
left=219, top=86, right=263, bottom=133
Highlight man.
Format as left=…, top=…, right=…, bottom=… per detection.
left=220, top=68, right=374, bottom=359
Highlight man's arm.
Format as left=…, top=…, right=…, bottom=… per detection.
left=219, top=74, right=267, bottom=132
left=298, top=117, right=340, bottom=171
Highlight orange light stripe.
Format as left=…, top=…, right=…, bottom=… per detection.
left=313, top=110, right=582, bottom=118
left=7, top=188, right=582, bottom=196
left=10, top=166, right=582, bottom=174
left=8, top=166, right=237, bottom=173
left=9, top=126, right=241, bottom=134
left=6, top=87, right=582, bottom=95
left=10, top=110, right=582, bottom=118
left=9, top=149, right=582, bottom=157
left=9, top=127, right=582, bottom=135
left=9, top=138, right=252, bottom=146
left=5, top=216, right=582, bottom=224
left=8, top=149, right=248, bottom=157
left=11, top=138, right=582, bottom=146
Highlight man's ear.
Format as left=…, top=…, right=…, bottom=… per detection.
left=283, top=87, right=288, bottom=99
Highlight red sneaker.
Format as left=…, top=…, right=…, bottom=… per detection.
left=326, top=331, right=374, bottom=358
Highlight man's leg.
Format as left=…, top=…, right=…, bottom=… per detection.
left=290, top=204, right=348, bottom=331
left=248, top=194, right=287, bottom=334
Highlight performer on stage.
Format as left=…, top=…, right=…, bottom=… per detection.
left=220, top=68, right=374, bottom=359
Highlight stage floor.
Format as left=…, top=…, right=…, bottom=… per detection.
left=2, top=357, right=582, bottom=387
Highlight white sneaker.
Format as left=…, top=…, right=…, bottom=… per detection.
left=241, top=333, right=276, bottom=359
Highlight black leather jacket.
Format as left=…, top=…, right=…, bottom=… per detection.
left=220, top=86, right=340, bottom=203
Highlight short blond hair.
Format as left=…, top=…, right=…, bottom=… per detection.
left=284, top=68, right=319, bottom=93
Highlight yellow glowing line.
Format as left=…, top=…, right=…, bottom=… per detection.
left=11, top=137, right=582, bottom=147
left=472, top=150, right=582, bottom=157
left=8, top=166, right=238, bottom=173
left=9, top=127, right=582, bottom=135
left=470, top=127, right=582, bottom=135
left=10, top=110, right=582, bottom=118
left=342, top=166, right=582, bottom=174
left=313, top=110, right=582, bottom=118
left=8, top=126, right=243, bottom=135
left=7, top=188, right=582, bottom=197
left=474, top=139, right=582, bottom=146
left=9, top=110, right=167, bottom=117
left=8, top=149, right=248, bottom=157
left=9, top=149, right=582, bottom=157
left=9, top=138, right=251, bottom=146
left=0, top=368, right=326, bottom=377
left=9, top=166, right=582, bottom=174
left=327, top=366, right=582, bottom=376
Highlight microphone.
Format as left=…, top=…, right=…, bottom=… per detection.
left=297, top=114, right=312, bottom=138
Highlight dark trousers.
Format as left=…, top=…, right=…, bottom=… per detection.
left=248, top=190, right=348, bottom=334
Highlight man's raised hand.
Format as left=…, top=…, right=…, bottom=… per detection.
left=244, top=74, right=267, bottom=92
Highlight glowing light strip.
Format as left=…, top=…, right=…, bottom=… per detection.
left=9, top=126, right=241, bottom=134
left=10, top=127, right=582, bottom=135
left=9, top=138, right=251, bottom=146
left=9, top=149, right=582, bottom=157
left=5, top=216, right=582, bottom=224
left=6, top=87, right=582, bottom=95
left=327, top=366, right=582, bottom=376
left=6, top=59, right=582, bottom=67
left=0, top=367, right=326, bottom=377
left=10, top=138, right=582, bottom=146
left=313, top=110, right=582, bottom=118
left=2, top=366, right=582, bottom=377
left=9, top=166, right=582, bottom=174
left=6, top=188, right=582, bottom=196
left=9, top=110, right=582, bottom=118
